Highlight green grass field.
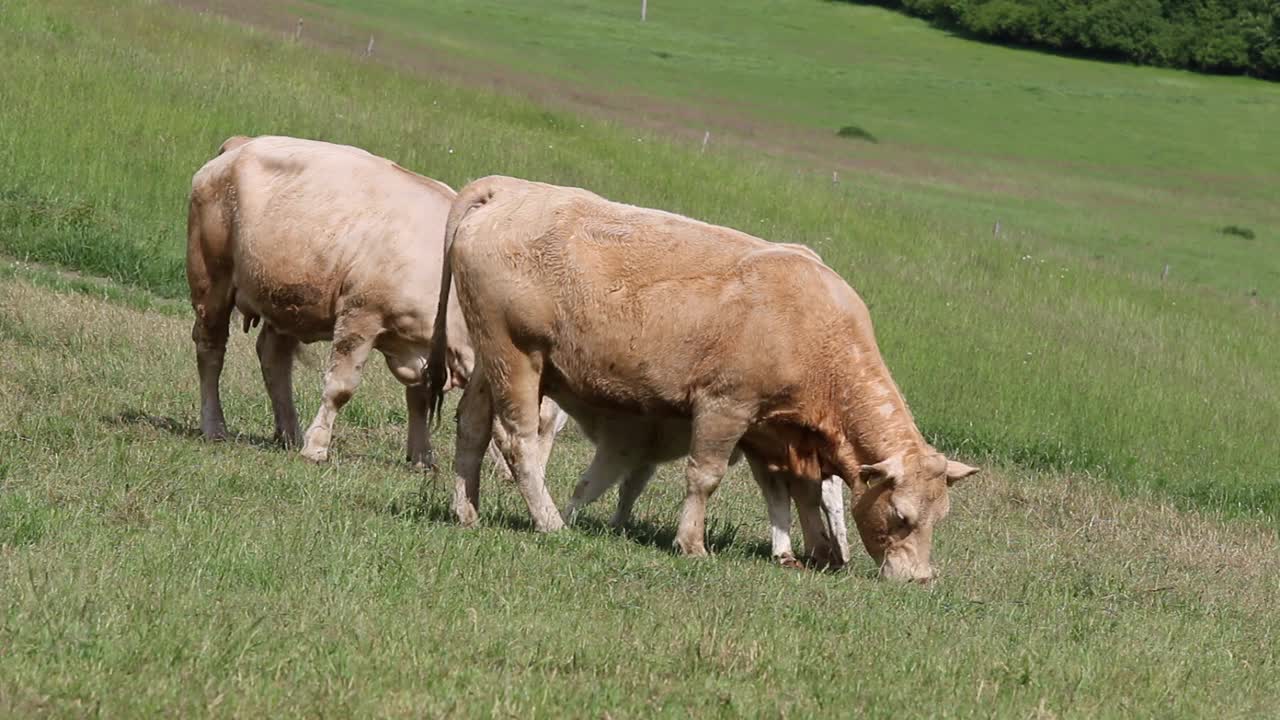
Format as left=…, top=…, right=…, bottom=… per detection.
left=211, top=0, right=1280, bottom=297
left=2, top=0, right=1278, bottom=715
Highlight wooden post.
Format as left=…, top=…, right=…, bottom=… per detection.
left=294, top=18, right=303, bottom=42
left=993, top=220, right=1001, bottom=238
left=641, top=0, right=647, bottom=21
left=701, top=130, right=710, bottom=153
left=1161, top=263, right=1170, bottom=281
left=365, top=36, right=375, bottom=57
left=832, top=171, right=839, bottom=184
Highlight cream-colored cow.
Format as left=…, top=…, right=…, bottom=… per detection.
left=426, top=176, right=977, bottom=581
left=185, top=136, right=564, bottom=465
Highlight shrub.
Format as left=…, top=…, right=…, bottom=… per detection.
left=845, top=0, right=1280, bottom=80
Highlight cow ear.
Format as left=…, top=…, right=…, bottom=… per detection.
left=859, top=456, right=904, bottom=487
left=945, top=460, right=979, bottom=486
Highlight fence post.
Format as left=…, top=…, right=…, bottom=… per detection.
left=294, top=18, right=303, bottom=42
left=365, top=36, right=375, bottom=57
left=700, top=130, right=710, bottom=153
left=641, top=0, right=647, bottom=21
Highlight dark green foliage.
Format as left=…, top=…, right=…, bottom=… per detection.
left=1221, top=224, right=1256, bottom=239
left=850, top=0, right=1280, bottom=79
left=836, top=124, right=878, bottom=141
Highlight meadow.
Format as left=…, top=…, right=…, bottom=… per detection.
left=205, top=0, right=1280, bottom=295
left=1, top=0, right=1278, bottom=715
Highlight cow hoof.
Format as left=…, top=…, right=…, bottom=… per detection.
left=674, top=539, right=709, bottom=557
left=202, top=427, right=228, bottom=442
left=454, top=504, right=479, bottom=527
left=535, top=515, right=566, bottom=533
left=775, top=553, right=804, bottom=570
left=809, top=552, right=846, bottom=572
left=299, top=446, right=329, bottom=463
left=275, top=431, right=301, bottom=450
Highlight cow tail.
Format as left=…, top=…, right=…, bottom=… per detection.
left=425, top=177, right=499, bottom=426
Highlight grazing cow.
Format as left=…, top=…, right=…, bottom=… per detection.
left=426, top=176, right=977, bottom=581
left=185, top=136, right=564, bottom=465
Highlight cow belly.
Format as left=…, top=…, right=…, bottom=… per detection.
left=551, top=392, right=694, bottom=462
left=232, top=282, right=334, bottom=343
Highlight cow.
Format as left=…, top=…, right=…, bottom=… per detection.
left=185, top=136, right=566, bottom=466
left=425, top=176, right=978, bottom=581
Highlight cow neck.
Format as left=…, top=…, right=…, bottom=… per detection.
left=839, top=361, right=927, bottom=465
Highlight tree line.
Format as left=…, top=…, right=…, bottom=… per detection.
left=854, top=0, right=1279, bottom=80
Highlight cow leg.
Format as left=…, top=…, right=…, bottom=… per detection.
left=486, top=411, right=519, bottom=482
left=485, top=436, right=514, bottom=481
left=300, top=313, right=380, bottom=463
left=405, top=383, right=433, bottom=468
left=820, top=476, right=851, bottom=567
left=191, top=289, right=233, bottom=441
left=674, top=408, right=748, bottom=557
left=490, top=354, right=564, bottom=533
left=610, top=463, right=658, bottom=529
left=562, top=444, right=632, bottom=524
left=532, top=397, right=566, bottom=477
left=452, top=369, right=494, bottom=527
left=487, top=396, right=566, bottom=482
left=791, top=475, right=849, bottom=570
left=746, top=458, right=799, bottom=567
left=256, top=324, right=301, bottom=448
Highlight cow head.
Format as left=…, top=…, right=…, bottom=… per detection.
left=850, top=452, right=977, bottom=583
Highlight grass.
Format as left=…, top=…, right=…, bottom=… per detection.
left=0, top=0, right=1278, bottom=713
left=3, top=268, right=1279, bottom=717
left=247, top=0, right=1280, bottom=297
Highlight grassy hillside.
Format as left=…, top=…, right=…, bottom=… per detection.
left=1, top=0, right=1279, bottom=713
left=4, top=266, right=1279, bottom=717
left=3, top=0, right=1277, bottom=518
left=238, top=0, right=1280, bottom=297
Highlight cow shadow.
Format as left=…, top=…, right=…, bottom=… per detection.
left=376, top=477, right=773, bottom=559
left=570, top=513, right=775, bottom=561
left=379, top=476, right=543, bottom=533
left=108, top=410, right=455, bottom=475
left=108, top=409, right=278, bottom=449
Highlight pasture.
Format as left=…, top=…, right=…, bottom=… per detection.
left=1, top=0, right=1278, bottom=715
